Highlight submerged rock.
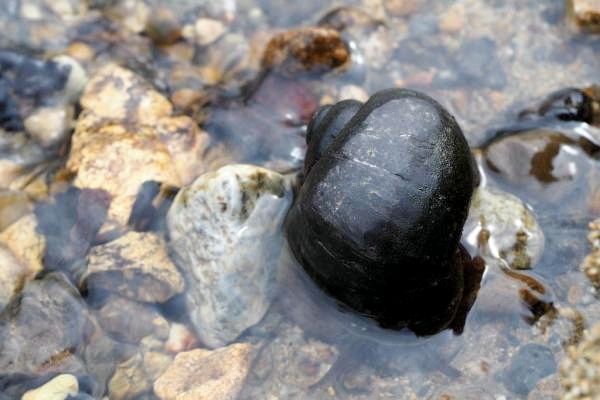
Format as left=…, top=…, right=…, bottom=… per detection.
left=83, top=231, right=184, bottom=303
left=21, top=374, right=79, bottom=400
left=500, top=343, right=556, bottom=396
left=153, top=343, right=253, bottom=400
left=0, top=273, right=90, bottom=376
left=464, top=186, right=545, bottom=270
left=285, top=88, right=477, bottom=334
left=167, top=164, right=292, bottom=348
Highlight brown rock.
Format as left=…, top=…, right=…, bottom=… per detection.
left=153, top=343, right=253, bottom=400
left=145, top=8, right=182, bottom=46
left=568, top=0, right=600, bottom=32
left=439, top=3, right=465, bottom=33
left=261, top=27, right=350, bottom=77
left=84, top=231, right=184, bottom=303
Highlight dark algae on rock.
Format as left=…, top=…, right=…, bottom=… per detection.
left=285, top=88, right=478, bottom=335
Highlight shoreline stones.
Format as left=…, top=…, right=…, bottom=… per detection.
left=167, top=164, right=292, bottom=348
left=285, top=88, right=478, bottom=334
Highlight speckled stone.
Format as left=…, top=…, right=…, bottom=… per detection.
left=167, top=164, right=292, bottom=348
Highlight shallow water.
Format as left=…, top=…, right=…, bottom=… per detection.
left=0, top=0, right=599, bottom=399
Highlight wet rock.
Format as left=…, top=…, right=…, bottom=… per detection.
left=167, top=164, right=292, bottom=348
left=183, top=18, right=226, bottom=47
left=0, top=213, right=45, bottom=279
left=243, top=323, right=338, bottom=397
left=0, top=189, right=31, bottom=232
left=34, top=187, right=110, bottom=280
left=24, top=106, right=72, bottom=148
left=68, top=64, right=211, bottom=226
left=464, top=186, right=545, bottom=270
left=261, top=27, right=350, bottom=77
left=439, top=3, right=466, bottom=33
left=21, top=374, right=79, bottom=400
left=286, top=89, right=477, bottom=334
left=84, top=231, right=184, bottom=303
left=519, top=88, right=594, bottom=124
left=501, top=343, right=556, bottom=396
left=483, top=127, right=600, bottom=211
left=0, top=273, right=90, bottom=376
left=153, top=343, right=253, bottom=400
left=582, top=218, right=600, bottom=287
left=568, top=0, right=600, bottom=32
left=0, top=244, right=28, bottom=311
left=384, top=0, right=423, bottom=17
left=561, top=322, right=600, bottom=398
left=108, top=337, right=172, bottom=400
left=164, top=323, right=198, bottom=354
left=145, top=8, right=182, bottom=46
left=96, top=295, right=170, bottom=344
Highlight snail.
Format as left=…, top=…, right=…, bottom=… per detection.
left=285, top=88, right=479, bottom=335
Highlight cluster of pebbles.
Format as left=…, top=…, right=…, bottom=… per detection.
left=0, top=0, right=598, bottom=399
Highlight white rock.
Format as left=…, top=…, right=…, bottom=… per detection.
left=338, top=84, right=369, bottom=102
left=463, top=186, right=545, bottom=270
left=21, top=374, right=79, bottom=400
left=167, top=164, right=292, bottom=348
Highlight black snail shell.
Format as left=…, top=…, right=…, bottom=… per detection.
left=285, top=88, right=478, bottom=335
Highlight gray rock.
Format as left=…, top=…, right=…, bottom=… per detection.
left=167, top=164, right=292, bottom=348
left=0, top=272, right=90, bottom=375
left=501, top=343, right=556, bottom=396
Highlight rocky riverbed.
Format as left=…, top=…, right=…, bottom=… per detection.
left=0, top=0, right=599, bottom=399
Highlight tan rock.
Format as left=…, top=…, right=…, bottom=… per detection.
left=186, top=18, right=227, bottom=46
left=0, top=213, right=45, bottom=278
left=145, top=7, right=182, bottom=46
left=439, top=3, right=465, bottom=33
left=384, top=0, right=422, bottom=17
left=560, top=322, right=600, bottom=398
left=109, top=348, right=172, bottom=400
left=68, top=64, right=212, bottom=226
left=0, top=190, right=31, bottom=232
left=153, top=343, right=253, bottom=400
left=84, top=231, right=184, bottom=303
left=24, top=106, right=73, bottom=148
left=568, top=0, right=600, bottom=32
left=0, top=244, right=27, bottom=311
left=22, top=374, right=79, bottom=400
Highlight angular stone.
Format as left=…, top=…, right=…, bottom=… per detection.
left=167, top=165, right=292, bottom=348
left=21, top=374, right=79, bottom=400
left=84, top=231, right=184, bottom=303
left=153, top=343, right=253, bottom=400
left=67, top=64, right=211, bottom=227
left=0, top=273, right=90, bottom=376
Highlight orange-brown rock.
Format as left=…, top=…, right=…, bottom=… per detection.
left=261, top=27, right=350, bottom=77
